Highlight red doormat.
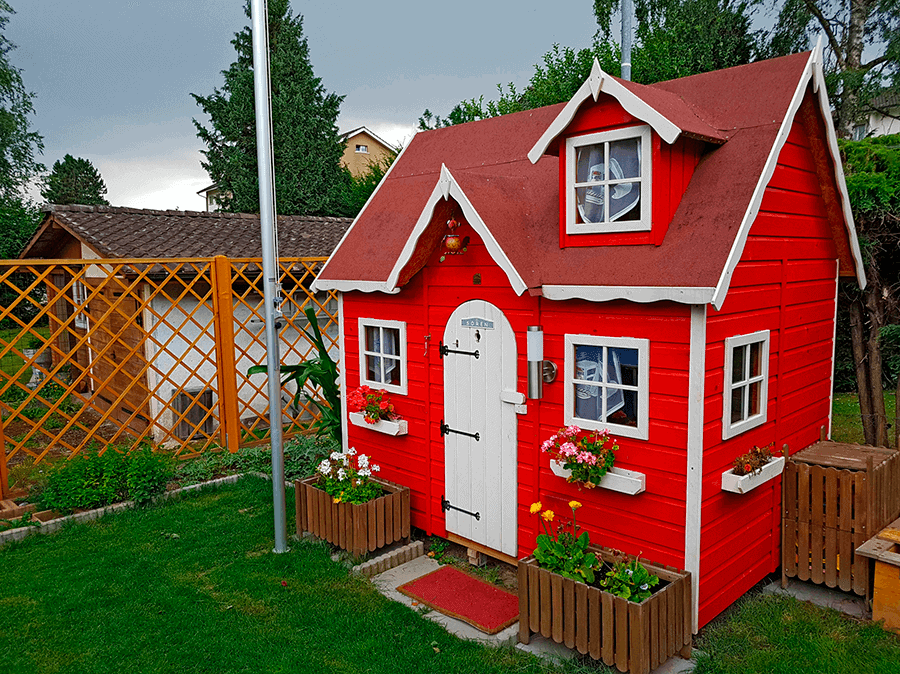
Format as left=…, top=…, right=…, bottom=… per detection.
left=397, top=565, right=519, bottom=634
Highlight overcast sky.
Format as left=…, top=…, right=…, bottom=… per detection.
left=7, top=1, right=602, bottom=211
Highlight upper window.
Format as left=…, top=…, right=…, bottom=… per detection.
left=565, top=126, right=651, bottom=235
left=722, top=330, right=769, bottom=440
left=563, top=334, right=649, bottom=440
left=358, top=318, right=407, bottom=395
left=355, top=144, right=369, bottom=154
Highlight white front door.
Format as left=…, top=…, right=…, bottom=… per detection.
left=442, top=300, right=518, bottom=557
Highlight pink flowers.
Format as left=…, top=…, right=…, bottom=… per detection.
left=348, top=385, right=400, bottom=424
left=541, top=425, right=619, bottom=488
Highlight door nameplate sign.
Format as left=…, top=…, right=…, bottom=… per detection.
left=461, top=317, right=494, bottom=329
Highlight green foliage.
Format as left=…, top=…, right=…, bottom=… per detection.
left=316, top=446, right=383, bottom=505
left=40, top=154, right=109, bottom=206
left=0, top=509, right=39, bottom=529
left=248, top=306, right=341, bottom=443
left=37, top=447, right=173, bottom=513
left=598, top=553, right=660, bottom=602
left=0, top=1, right=44, bottom=202
left=192, top=0, right=349, bottom=216
left=531, top=502, right=600, bottom=584
left=839, top=134, right=900, bottom=219
left=343, top=152, right=395, bottom=216
left=0, top=194, right=39, bottom=258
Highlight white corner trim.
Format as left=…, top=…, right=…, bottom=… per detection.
left=312, top=140, right=413, bottom=293
left=339, top=292, right=349, bottom=452
left=542, top=285, right=716, bottom=305
left=528, top=58, right=682, bottom=164
left=711, top=44, right=865, bottom=309
left=828, top=259, right=839, bottom=438
left=685, top=304, right=706, bottom=634
left=384, top=164, right=528, bottom=296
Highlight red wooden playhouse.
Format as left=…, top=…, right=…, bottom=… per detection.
left=313, top=46, right=865, bottom=630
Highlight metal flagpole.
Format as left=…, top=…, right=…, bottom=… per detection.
left=250, top=0, right=288, bottom=553
left=621, top=0, right=633, bottom=81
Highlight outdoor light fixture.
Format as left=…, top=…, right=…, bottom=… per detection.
left=527, top=326, right=544, bottom=399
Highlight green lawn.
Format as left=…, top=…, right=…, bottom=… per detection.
left=832, top=391, right=897, bottom=445
left=0, top=477, right=598, bottom=674
left=0, top=324, right=51, bottom=384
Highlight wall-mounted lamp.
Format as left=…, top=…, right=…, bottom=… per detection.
left=527, top=326, right=544, bottom=399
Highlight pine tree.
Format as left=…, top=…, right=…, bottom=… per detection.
left=41, top=154, right=109, bottom=205
left=192, top=0, right=349, bottom=216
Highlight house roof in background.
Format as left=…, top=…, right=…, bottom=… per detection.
left=21, top=205, right=352, bottom=260
left=869, top=89, right=900, bottom=111
left=340, top=126, right=397, bottom=151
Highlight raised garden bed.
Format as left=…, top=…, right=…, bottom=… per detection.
left=518, top=546, right=691, bottom=674
left=295, top=475, right=410, bottom=557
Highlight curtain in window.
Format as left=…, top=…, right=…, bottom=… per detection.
left=574, top=345, right=624, bottom=422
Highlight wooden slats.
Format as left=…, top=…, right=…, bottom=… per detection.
left=518, top=547, right=692, bottom=674
left=782, top=443, right=900, bottom=597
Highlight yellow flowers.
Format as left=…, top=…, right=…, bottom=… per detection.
left=542, top=510, right=555, bottom=522
left=569, top=500, right=582, bottom=511
left=530, top=502, right=542, bottom=514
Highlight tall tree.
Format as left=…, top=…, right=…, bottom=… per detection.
left=192, top=0, right=348, bottom=216
left=41, top=154, right=109, bottom=205
left=761, top=0, right=899, bottom=136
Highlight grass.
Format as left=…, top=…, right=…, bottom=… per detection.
left=831, top=391, right=897, bottom=445
left=0, top=477, right=598, bottom=674
left=0, top=324, right=51, bottom=383
left=694, top=590, right=900, bottom=674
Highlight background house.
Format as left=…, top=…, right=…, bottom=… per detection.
left=313, top=47, right=864, bottom=631
left=853, top=88, right=899, bottom=139
left=339, top=126, right=397, bottom=177
left=19, top=204, right=351, bottom=445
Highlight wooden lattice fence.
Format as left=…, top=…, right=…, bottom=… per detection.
left=0, top=256, right=339, bottom=497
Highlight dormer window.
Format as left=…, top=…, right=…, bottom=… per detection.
left=566, top=125, right=651, bottom=234
left=356, top=144, right=369, bottom=153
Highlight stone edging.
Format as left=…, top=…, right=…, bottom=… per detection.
left=0, top=473, right=249, bottom=548
left=353, top=540, right=425, bottom=577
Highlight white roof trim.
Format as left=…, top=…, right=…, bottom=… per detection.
left=310, top=279, right=399, bottom=294
left=710, top=40, right=866, bottom=309
left=384, top=165, right=528, bottom=295
left=311, top=138, right=413, bottom=293
left=541, top=285, right=715, bottom=304
left=528, top=59, right=681, bottom=164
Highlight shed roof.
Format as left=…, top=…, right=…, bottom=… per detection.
left=314, top=48, right=865, bottom=308
left=21, top=205, right=352, bottom=260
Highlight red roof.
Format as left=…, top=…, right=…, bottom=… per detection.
left=316, top=50, right=863, bottom=307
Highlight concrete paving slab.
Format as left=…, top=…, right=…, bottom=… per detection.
left=762, top=578, right=870, bottom=619
left=371, top=556, right=519, bottom=646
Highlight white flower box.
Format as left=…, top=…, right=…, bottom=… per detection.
left=549, top=459, right=646, bottom=495
left=348, top=411, right=408, bottom=436
left=720, top=455, right=785, bottom=494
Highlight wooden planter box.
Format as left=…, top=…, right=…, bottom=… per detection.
left=518, top=546, right=692, bottom=674
left=295, top=475, right=410, bottom=557
left=782, top=441, right=900, bottom=597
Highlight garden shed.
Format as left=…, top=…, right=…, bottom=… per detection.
left=312, top=46, right=865, bottom=631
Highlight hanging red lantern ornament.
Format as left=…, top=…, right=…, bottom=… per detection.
left=439, top=215, right=468, bottom=262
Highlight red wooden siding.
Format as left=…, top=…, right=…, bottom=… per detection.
left=343, top=206, right=694, bottom=568
left=557, top=97, right=706, bottom=249
left=697, top=119, right=839, bottom=627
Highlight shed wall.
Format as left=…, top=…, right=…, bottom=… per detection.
left=697, top=119, right=840, bottom=626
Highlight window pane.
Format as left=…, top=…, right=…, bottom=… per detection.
left=749, top=341, right=762, bottom=378
left=732, top=345, right=746, bottom=384
left=383, top=357, right=401, bottom=385
left=366, top=355, right=381, bottom=383
left=730, top=386, right=745, bottom=424
left=574, top=383, right=602, bottom=422
left=574, top=345, right=603, bottom=381
left=609, top=138, right=641, bottom=179
left=365, top=326, right=379, bottom=352
left=608, top=389, right=638, bottom=428
left=608, top=181, right=641, bottom=222
left=576, top=144, right=605, bottom=183
left=609, top=347, right=638, bottom=386
left=748, top=381, right=761, bottom=416
left=382, top=327, right=400, bottom=356
left=575, top=185, right=606, bottom=224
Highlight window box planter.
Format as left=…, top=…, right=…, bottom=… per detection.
left=720, top=455, right=785, bottom=494
left=518, top=546, right=692, bottom=674
left=295, top=475, right=410, bottom=557
left=348, top=411, right=408, bottom=436
left=550, top=460, right=646, bottom=495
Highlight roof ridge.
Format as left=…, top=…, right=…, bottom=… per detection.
left=41, top=203, right=351, bottom=222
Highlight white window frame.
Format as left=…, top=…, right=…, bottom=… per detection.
left=358, top=318, right=407, bottom=395
left=563, top=334, right=650, bottom=440
left=565, top=125, right=652, bottom=235
left=355, top=144, right=369, bottom=154
left=722, top=330, right=769, bottom=440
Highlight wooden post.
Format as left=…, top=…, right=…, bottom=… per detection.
left=211, top=256, right=241, bottom=452
left=0, top=416, right=9, bottom=499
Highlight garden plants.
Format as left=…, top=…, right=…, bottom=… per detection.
left=347, top=385, right=400, bottom=424
left=731, top=442, right=775, bottom=476
left=316, top=446, right=382, bottom=504
left=541, top=425, right=618, bottom=487
left=530, top=500, right=599, bottom=583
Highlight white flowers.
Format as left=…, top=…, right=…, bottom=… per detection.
left=316, top=447, right=380, bottom=481
left=337, top=468, right=347, bottom=481
left=358, top=454, right=369, bottom=469
left=318, top=459, right=332, bottom=476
